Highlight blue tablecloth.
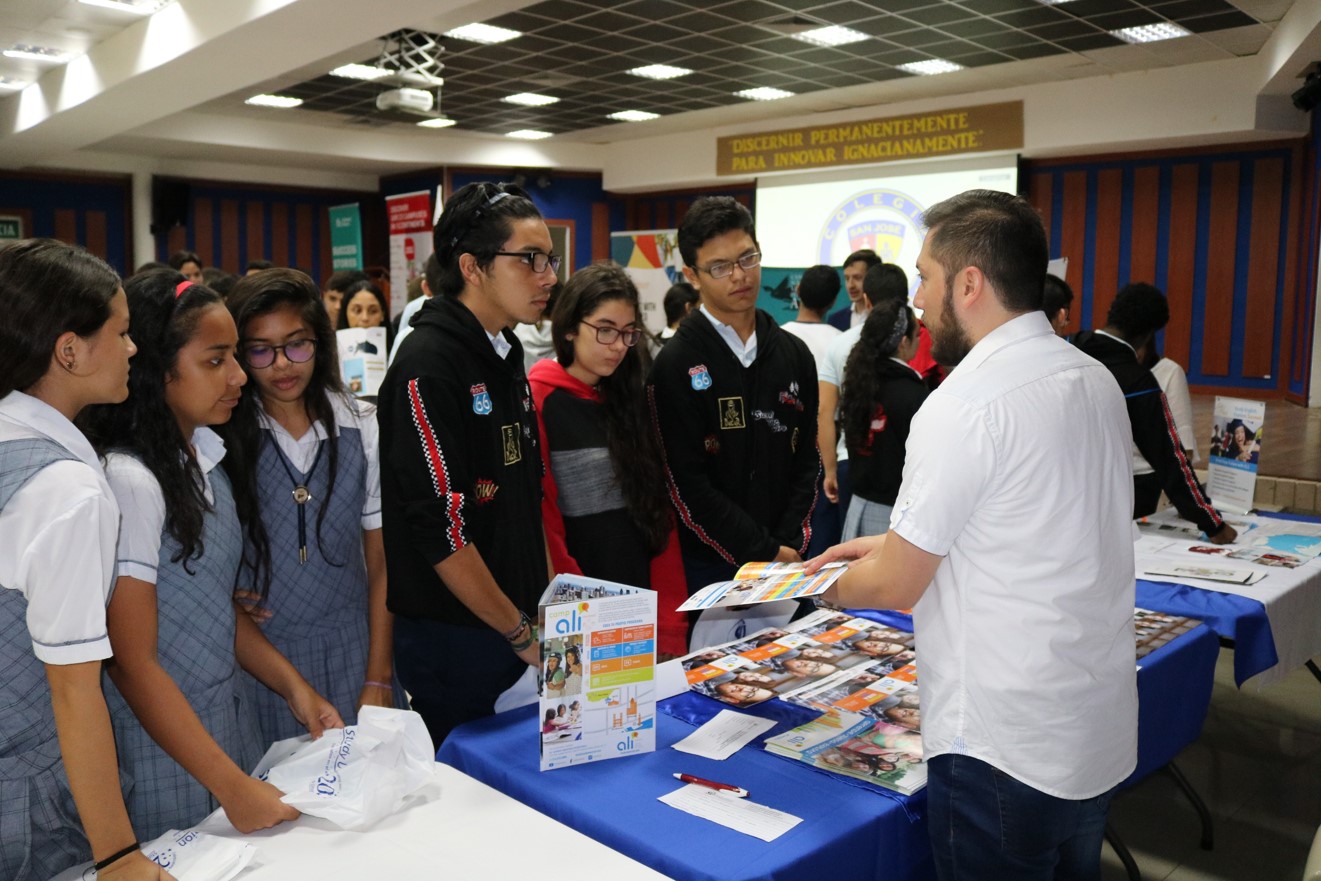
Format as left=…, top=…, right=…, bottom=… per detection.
left=438, top=621, right=1218, bottom=881
left=1134, top=580, right=1274, bottom=686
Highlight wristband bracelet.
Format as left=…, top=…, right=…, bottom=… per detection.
left=94, top=842, right=140, bottom=872
left=364, top=680, right=393, bottom=690
left=510, top=625, right=538, bottom=653
left=502, top=612, right=531, bottom=642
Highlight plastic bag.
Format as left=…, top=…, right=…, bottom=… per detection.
left=252, top=706, right=436, bottom=831
left=82, top=829, right=254, bottom=881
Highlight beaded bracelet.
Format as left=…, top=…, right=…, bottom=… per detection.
left=94, top=842, right=140, bottom=872
left=510, top=625, right=538, bottom=653
left=502, top=612, right=531, bottom=642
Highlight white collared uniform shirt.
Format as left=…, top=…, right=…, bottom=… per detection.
left=0, top=391, right=119, bottom=664
left=892, top=311, right=1138, bottom=799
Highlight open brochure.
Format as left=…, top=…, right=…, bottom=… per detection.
left=1144, top=563, right=1266, bottom=585
left=1134, top=608, right=1201, bottom=660
left=677, top=561, right=848, bottom=612
left=538, top=574, right=657, bottom=771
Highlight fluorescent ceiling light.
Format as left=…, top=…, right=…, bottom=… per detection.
left=607, top=109, right=660, bottom=122
left=3, top=45, right=66, bottom=62
left=417, top=116, right=457, bottom=128
left=503, top=92, right=559, bottom=106
left=506, top=129, right=552, bottom=140
left=628, top=64, right=692, bottom=80
left=897, top=59, right=964, bottom=75
left=245, top=94, right=303, bottom=109
left=792, top=25, right=870, bottom=47
left=0, top=77, right=25, bottom=90
left=330, top=63, right=391, bottom=81
left=734, top=86, right=795, bottom=101
left=78, top=0, right=169, bottom=13
left=1110, top=22, right=1191, bottom=44
left=445, top=23, right=521, bottom=44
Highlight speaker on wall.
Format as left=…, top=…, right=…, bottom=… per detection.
left=150, top=178, right=190, bottom=235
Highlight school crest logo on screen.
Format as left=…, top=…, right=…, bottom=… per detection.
left=471, top=383, right=492, bottom=415
left=818, top=189, right=926, bottom=300
left=689, top=364, right=712, bottom=391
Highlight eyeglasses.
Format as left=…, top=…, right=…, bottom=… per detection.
left=492, top=250, right=562, bottom=274
left=243, top=338, right=316, bottom=369
left=580, top=320, right=643, bottom=347
left=693, top=250, right=761, bottom=279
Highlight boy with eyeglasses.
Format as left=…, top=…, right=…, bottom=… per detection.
left=377, top=181, right=557, bottom=747
left=647, top=196, right=820, bottom=644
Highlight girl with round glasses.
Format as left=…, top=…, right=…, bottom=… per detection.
left=529, top=263, right=688, bottom=658
left=220, top=268, right=405, bottom=746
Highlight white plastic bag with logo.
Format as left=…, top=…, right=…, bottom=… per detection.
left=81, top=829, right=254, bottom=881
left=252, top=706, right=436, bottom=831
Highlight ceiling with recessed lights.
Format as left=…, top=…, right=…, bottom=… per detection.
left=249, top=0, right=1272, bottom=137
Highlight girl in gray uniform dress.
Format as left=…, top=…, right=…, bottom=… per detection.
left=81, top=270, right=343, bottom=842
left=221, top=269, right=405, bottom=742
left=0, top=239, right=165, bottom=880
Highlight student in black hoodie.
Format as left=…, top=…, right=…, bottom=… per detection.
left=377, top=182, right=557, bottom=746
left=647, top=197, right=820, bottom=627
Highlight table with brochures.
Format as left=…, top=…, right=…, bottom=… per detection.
left=438, top=620, right=1219, bottom=881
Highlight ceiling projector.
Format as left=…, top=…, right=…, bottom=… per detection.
left=376, top=87, right=434, bottom=115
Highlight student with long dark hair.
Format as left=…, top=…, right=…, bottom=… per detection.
left=0, top=240, right=165, bottom=880
left=336, top=279, right=394, bottom=351
left=80, top=269, right=342, bottom=841
left=220, top=268, right=405, bottom=742
left=529, top=263, right=688, bottom=657
left=839, top=298, right=927, bottom=540
left=377, top=181, right=555, bottom=746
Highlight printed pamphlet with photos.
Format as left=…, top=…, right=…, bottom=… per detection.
left=677, top=561, right=848, bottom=612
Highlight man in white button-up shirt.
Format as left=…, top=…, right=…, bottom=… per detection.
left=811, top=189, right=1137, bottom=880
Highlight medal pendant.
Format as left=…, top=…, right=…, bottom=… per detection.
left=292, top=485, right=312, bottom=504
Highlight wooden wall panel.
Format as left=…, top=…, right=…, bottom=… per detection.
left=1058, top=171, right=1087, bottom=301
left=270, top=202, right=290, bottom=268
left=1201, top=161, right=1239, bottom=377
left=53, top=209, right=77, bottom=245
left=1243, top=157, right=1283, bottom=378
left=1129, top=165, right=1159, bottom=285
left=318, top=208, right=332, bottom=281
left=220, top=199, right=240, bottom=273
left=84, top=211, right=107, bottom=261
left=591, top=202, right=610, bottom=262
left=246, top=201, right=265, bottom=264
left=1091, top=168, right=1123, bottom=328
left=1165, top=164, right=1199, bottom=369
left=167, top=225, right=186, bottom=256
left=654, top=203, right=670, bottom=229
left=294, top=204, right=315, bottom=273
left=193, top=197, right=214, bottom=268
left=1030, top=172, right=1052, bottom=250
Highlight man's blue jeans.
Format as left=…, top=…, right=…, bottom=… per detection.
left=927, top=753, right=1115, bottom=881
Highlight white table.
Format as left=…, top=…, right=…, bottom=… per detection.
left=53, top=764, right=670, bottom=880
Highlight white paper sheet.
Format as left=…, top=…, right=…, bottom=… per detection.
left=671, top=709, right=776, bottom=761
left=658, top=784, right=802, bottom=842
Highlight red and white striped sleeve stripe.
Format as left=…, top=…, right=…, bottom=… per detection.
left=408, top=378, right=467, bottom=553
left=1159, top=390, right=1221, bottom=529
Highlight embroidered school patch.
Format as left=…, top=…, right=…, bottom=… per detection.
left=719, top=396, right=745, bottom=430
left=471, top=383, right=493, bottom=415
left=689, top=364, right=712, bottom=391
left=474, top=479, right=498, bottom=504
left=501, top=424, right=522, bottom=465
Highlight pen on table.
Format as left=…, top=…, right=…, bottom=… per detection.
left=673, top=772, right=749, bottom=798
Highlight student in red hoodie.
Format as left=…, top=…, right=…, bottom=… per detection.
left=528, top=263, right=687, bottom=657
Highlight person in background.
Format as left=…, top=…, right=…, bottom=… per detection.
left=0, top=239, right=167, bottom=881
left=1075, top=283, right=1232, bottom=538
left=829, top=249, right=881, bottom=331
left=1042, top=274, right=1074, bottom=338
left=390, top=275, right=425, bottom=343
left=781, top=264, right=842, bottom=366
left=323, top=269, right=369, bottom=328
left=1139, top=343, right=1198, bottom=464
left=168, top=250, right=203, bottom=284
left=529, top=263, right=688, bottom=658
left=246, top=259, right=273, bottom=276
left=838, top=298, right=926, bottom=540
left=647, top=196, right=819, bottom=646
left=655, top=281, right=699, bottom=348
left=810, top=189, right=1139, bottom=881
left=337, top=279, right=394, bottom=352
left=389, top=254, right=438, bottom=365
left=221, top=268, right=406, bottom=745
left=377, top=182, right=554, bottom=746
left=202, top=266, right=239, bottom=301
left=514, top=286, right=558, bottom=372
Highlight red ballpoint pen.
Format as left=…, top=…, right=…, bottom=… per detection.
left=673, top=772, right=749, bottom=798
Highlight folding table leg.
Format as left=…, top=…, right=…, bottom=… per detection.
left=1105, top=822, right=1143, bottom=881
left=1164, top=762, right=1214, bottom=850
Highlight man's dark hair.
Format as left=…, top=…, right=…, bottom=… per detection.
left=325, top=269, right=369, bottom=293
left=862, top=263, right=909, bottom=310
left=1042, top=275, right=1074, bottom=318
left=797, top=265, right=841, bottom=314
left=1107, top=282, right=1169, bottom=340
left=423, top=252, right=442, bottom=297
left=432, top=181, right=544, bottom=298
left=246, top=259, right=274, bottom=272
left=677, top=196, right=756, bottom=268
left=921, top=190, right=1047, bottom=313
left=843, top=249, right=882, bottom=272
left=662, top=281, right=698, bottom=325
left=168, top=250, right=201, bottom=271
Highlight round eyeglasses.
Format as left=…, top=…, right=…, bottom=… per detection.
left=492, top=250, right=562, bottom=274
left=580, top=320, right=643, bottom=347
left=243, top=338, right=316, bottom=369
left=694, top=250, right=761, bottom=280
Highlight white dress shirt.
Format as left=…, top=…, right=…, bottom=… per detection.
left=700, top=304, right=757, bottom=367
left=893, top=311, right=1138, bottom=799
left=0, top=392, right=118, bottom=664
